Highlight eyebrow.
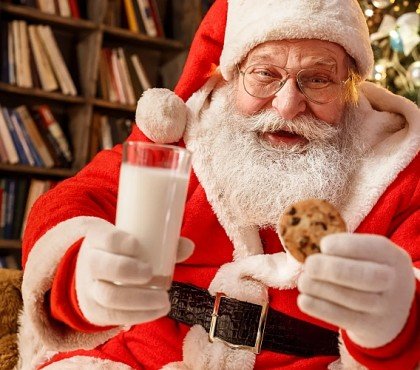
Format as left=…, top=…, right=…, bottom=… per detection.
left=247, top=53, right=338, bottom=72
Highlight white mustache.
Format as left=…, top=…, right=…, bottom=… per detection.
left=237, top=110, right=340, bottom=142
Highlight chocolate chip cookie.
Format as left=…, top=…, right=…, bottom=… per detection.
left=278, top=199, right=347, bottom=262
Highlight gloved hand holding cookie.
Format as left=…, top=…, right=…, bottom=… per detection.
left=279, top=198, right=416, bottom=349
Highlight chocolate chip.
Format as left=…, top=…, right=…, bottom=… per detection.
left=291, top=217, right=301, bottom=225
left=299, top=236, right=310, bottom=247
left=288, top=207, right=297, bottom=215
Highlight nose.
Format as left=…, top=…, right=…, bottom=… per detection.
left=271, top=79, right=307, bottom=120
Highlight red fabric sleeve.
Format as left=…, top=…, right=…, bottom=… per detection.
left=342, top=283, right=420, bottom=370
left=50, top=238, right=114, bottom=333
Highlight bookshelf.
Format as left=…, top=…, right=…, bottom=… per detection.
left=0, top=0, right=200, bottom=256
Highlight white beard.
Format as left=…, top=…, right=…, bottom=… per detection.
left=185, top=81, right=364, bottom=230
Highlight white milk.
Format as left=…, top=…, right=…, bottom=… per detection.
left=116, top=163, right=189, bottom=289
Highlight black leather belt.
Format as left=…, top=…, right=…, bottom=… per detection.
left=168, top=282, right=339, bottom=357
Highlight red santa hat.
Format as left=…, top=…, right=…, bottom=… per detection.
left=136, top=0, right=374, bottom=144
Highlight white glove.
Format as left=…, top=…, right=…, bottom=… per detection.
left=297, top=233, right=415, bottom=348
left=75, top=221, right=194, bottom=327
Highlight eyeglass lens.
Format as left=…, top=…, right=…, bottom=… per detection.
left=243, top=64, right=342, bottom=104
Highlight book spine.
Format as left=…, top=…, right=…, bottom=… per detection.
left=110, top=49, right=127, bottom=104
left=1, top=107, right=29, bottom=165
left=137, top=0, right=158, bottom=37
left=149, top=0, right=164, bottom=37
left=124, top=0, right=140, bottom=33
left=68, top=0, right=81, bottom=18
left=19, top=20, right=33, bottom=88
left=117, top=48, right=135, bottom=105
left=9, top=111, right=37, bottom=166
left=57, top=0, right=71, bottom=17
left=28, top=25, right=59, bottom=92
left=37, top=105, right=72, bottom=163
left=12, top=108, right=45, bottom=167
left=0, top=106, right=19, bottom=164
left=130, top=54, right=152, bottom=90
left=7, top=23, right=16, bottom=85
left=12, top=21, right=24, bottom=87
left=0, top=135, right=9, bottom=163
left=16, top=105, right=54, bottom=168
left=36, top=25, right=76, bottom=96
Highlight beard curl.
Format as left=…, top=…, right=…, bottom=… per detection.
left=187, top=82, right=364, bottom=229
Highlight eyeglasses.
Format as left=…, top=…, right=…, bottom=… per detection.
left=238, top=64, right=347, bottom=105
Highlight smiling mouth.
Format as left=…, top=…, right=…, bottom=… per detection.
left=259, top=130, right=309, bottom=147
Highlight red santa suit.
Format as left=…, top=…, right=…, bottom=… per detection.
left=18, top=0, right=419, bottom=369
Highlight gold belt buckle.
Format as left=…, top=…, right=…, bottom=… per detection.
left=208, top=292, right=268, bottom=354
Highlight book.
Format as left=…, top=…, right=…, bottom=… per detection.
left=0, top=135, right=9, bottom=163
left=20, top=179, right=51, bottom=236
left=19, top=21, right=33, bottom=88
left=68, top=0, right=80, bottom=18
left=149, top=0, right=164, bottom=37
left=136, top=0, right=158, bottom=37
left=37, top=105, right=72, bottom=163
left=111, top=49, right=127, bottom=104
left=7, top=22, right=16, bottom=85
left=28, top=25, right=59, bottom=92
left=124, top=0, right=140, bottom=33
left=12, top=21, right=24, bottom=87
left=100, top=115, right=113, bottom=150
left=31, top=109, right=68, bottom=167
left=102, top=48, right=119, bottom=103
left=130, top=54, right=152, bottom=91
left=36, top=0, right=56, bottom=14
left=0, top=107, right=19, bottom=164
left=15, top=105, right=54, bottom=168
left=57, top=0, right=71, bottom=17
left=132, top=0, right=146, bottom=34
left=9, top=110, right=37, bottom=166
left=117, top=48, right=136, bottom=105
left=125, top=51, right=143, bottom=100
left=1, top=107, right=29, bottom=165
left=36, top=25, right=77, bottom=96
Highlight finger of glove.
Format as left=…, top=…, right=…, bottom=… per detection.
left=176, top=237, right=195, bottom=263
left=305, top=254, right=394, bottom=292
left=298, top=273, right=383, bottom=313
left=297, top=293, right=367, bottom=330
left=88, top=248, right=152, bottom=284
left=321, top=233, right=403, bottom=265
left=92, top=280, right=170, bottom=311
left=86, top=225, right=144, bottom=258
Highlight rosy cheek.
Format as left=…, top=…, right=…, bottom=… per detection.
left=310, top=104, right=344, bottom=125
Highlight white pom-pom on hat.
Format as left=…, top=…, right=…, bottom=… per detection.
left=136, top=88, right=188, bottom=144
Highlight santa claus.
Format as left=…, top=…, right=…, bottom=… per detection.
left=19, top=0, right=419, bottom=369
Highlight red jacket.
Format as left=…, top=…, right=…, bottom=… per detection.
left=21, top=124, right=419, bottom=370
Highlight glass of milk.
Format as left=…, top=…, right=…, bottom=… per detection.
left=115, top=141, right=192, bottom=290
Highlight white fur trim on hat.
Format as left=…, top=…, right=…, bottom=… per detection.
left=220, top=0, right=374, bottom=80
left=136, top=88, right=187, bottom=143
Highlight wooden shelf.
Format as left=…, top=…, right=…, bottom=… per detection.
left=102, top=25, right=184, bottom=51
left=92, top=98, right=137, bottom=113
left=0, top=164, right=77, bottom=178
left=0, top=239, right=21, bottom=250
left=0, top=3, right=97, bottom=31
left=0, top=82, right=86, bottom=105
